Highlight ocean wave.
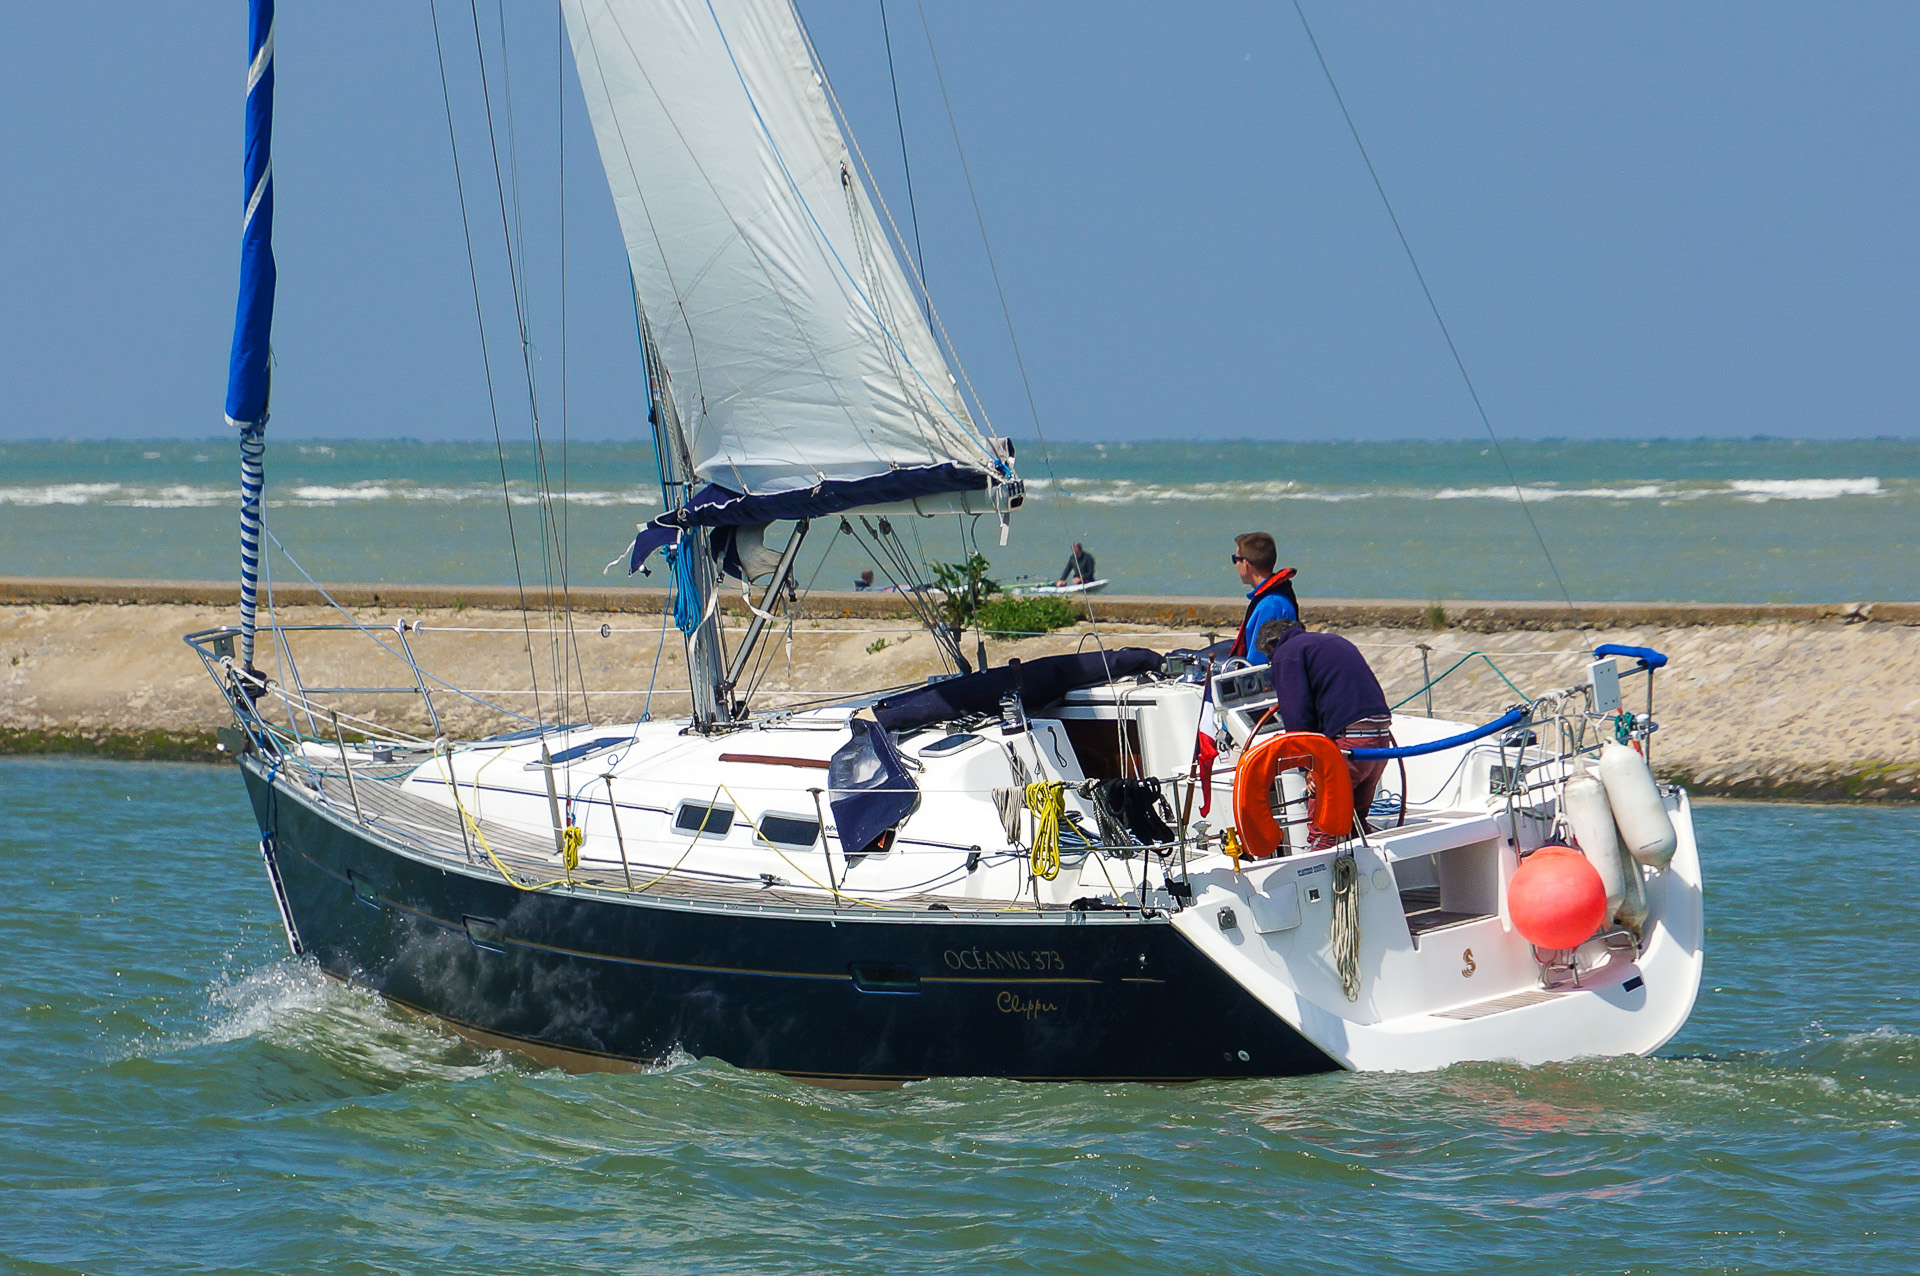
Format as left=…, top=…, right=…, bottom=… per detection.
left=1728, top=477, right=1883, bottom=501
left=0, top=481, right=656, bottom=510
left=0, top=482, right=123, bottom=506
left=280, top=483, right=654, bottom=508
left=1042, top=478, right=1372, bottom=505
left=1430, top=483, right=1671, bottom=502
left=113, top=484, right=230, bottom=509
left=1026, top=476, right=1895, bottom=505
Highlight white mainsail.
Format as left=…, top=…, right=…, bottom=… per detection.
left=561, top=0, right=1008, bottom=501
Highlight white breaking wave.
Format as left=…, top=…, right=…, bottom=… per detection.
left=281, top=483, right=655, bottom=508
left=0, top=482, right=123, bottom=506
left=1042, top=478, right=1372, bottom=505
left=1430, top=484, right=1671, bottom=502
left=1728, top=477, right=1883, bottom=501
left=119, top=484, right=231, bottom=509
left=1025, top=476, right=1895, bottom=506
left=0, top=482, right=657, bottom=510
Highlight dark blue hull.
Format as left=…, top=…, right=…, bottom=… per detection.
left=243, top=765, right=1338, bottom=1083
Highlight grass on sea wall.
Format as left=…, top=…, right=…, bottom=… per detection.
left=0, top=728, right=226, bottom=764
left=977, top=596, right=1078, bottom=639
left=1657, top=761, right=1920, bottom=803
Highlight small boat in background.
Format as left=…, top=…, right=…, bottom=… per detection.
left=1007, top=578, right=1109, bottom=598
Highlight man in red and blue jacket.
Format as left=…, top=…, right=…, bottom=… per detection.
left=1227, top=531, right=1300, bottom=666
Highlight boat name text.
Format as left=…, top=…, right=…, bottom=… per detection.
left=943, top=947, right=1064, bottom=973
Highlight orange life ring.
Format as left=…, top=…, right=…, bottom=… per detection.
left=1232, top=731, right=1353, bottom=859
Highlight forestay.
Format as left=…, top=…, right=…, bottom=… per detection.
left=561, top=0, right=1011, bottom=509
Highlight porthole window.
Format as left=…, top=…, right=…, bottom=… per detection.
left=756, top=813, right=820, bottom=850
left=673, top=801, right=735, bottom=839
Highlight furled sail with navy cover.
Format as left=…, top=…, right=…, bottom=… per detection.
left=560, top=0, right=1016, bottom=530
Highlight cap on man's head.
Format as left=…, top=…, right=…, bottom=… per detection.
left=1234, top=531, right=1277, bottom=575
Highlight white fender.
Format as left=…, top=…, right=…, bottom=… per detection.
left=1600, top=742, right=1677, bottom=867
left=1562, top=770, right=1625, bottom=918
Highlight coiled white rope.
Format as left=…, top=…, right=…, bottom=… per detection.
left=1331, top=849, right=1362, bottom=1002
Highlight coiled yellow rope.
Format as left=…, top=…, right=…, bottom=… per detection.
left=1025, top=781, right=1065, bottom=881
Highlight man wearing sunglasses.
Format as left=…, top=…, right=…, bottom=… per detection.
left=1227, top=531, right=1300, bottom=666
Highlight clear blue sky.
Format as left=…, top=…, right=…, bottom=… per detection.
left=2, top=3, right=1915, bottom=444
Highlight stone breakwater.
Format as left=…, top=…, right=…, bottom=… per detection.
left=3, top=577, right=1917, bottom=801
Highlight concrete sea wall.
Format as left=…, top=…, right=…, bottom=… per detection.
left=4, top=577, right=1917, bottom=800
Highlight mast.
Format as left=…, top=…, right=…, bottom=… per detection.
left=224, top=0, right=276, bottom=676
left=636, top=299, right=732, bottom=730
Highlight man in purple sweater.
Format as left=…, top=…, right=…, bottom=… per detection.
left=1255, top=620, right=1397, bottom=846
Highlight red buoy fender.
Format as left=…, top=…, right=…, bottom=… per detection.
left=1507, top=845, right=1608, bottom=949
left=1233, top=731, right=1353, bottom=859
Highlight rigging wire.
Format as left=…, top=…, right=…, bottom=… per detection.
left=481, top=1, right=560, bottom=704
left=427, top=0, right=546, bottom=726
left=878, top=0, right=930, bottom=323
left=1289, top=0, right=1585, bottom=627
left=558, top=4, right=594, bottom=722
left=471, top=0, right=586, bottom=721
left=912, top=1, right=1100, bottom=630
left=911, top=1, right=1043, bottom=447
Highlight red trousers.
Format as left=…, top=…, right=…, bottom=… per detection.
left=1308, top=717, right=1394, bottom=850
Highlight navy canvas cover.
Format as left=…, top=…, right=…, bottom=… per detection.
left=828, top=718, right=919, bottom=857
left=872, top=649, right=1164, bottom=736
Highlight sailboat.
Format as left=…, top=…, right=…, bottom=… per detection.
left=192, top=0, right=1703, bottom=1083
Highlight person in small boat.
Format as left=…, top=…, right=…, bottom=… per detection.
left=1228, top=532, right=1300, bottom=666
left=1256, top=618, right=1396, bottom=845
left=854, top=569, right=874, bottom=592
left=1056, top=542, right=1096, bottom=587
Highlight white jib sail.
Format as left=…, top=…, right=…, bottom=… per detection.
left=561, top=0, right=1004, bottom=498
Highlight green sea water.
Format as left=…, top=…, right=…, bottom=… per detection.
left=2, top=757, right=1915, bottom=1273
left=2, top=437, right=1917, bottom=602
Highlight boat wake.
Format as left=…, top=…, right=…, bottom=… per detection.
left=172, top=960, right=523, bottom=1083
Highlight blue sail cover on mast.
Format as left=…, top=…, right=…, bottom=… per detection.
left=225, top=0, right=275, bottom=669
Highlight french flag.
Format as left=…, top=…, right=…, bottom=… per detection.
left=1193, top=683, right=1221, bottom=816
